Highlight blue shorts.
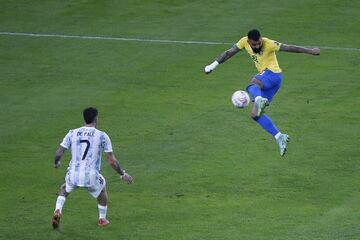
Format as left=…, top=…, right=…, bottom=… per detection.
left=247, top=69, right=282, bottom=102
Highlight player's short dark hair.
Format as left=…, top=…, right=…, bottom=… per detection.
left=83, top=107, right=98, bottom=124
left=248, top=29, right=261, bottom=41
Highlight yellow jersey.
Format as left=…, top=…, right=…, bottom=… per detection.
left=236, top=37, right=282, bottom=73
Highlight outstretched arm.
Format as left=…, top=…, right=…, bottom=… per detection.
left=280, top=44, right=320, bottom=55
left=204, top=45, right=240, bottom=74
left=105, top=152, right=133, bottom=184
left=54, top=146, right=66, bottom=168
left=216, top=45, right=241, bottom=63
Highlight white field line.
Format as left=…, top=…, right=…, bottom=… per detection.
left=0, top=31, right=359, bottom=52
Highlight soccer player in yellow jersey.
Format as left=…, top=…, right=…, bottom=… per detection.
left=204, top=29, right=320, bottom=156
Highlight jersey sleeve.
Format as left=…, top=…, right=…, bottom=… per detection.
left=267, top=39, right=282, bottom=52
left=60, top=130, right=73, bottom=149
left=235, top=37, right=247, bottom=50
left=102, top=132, right=113, bottom=153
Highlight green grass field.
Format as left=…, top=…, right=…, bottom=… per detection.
left=0, top=0, right=359, bottom=239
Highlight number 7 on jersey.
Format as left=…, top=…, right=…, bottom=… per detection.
left=80, top=139, right=90, bottom=160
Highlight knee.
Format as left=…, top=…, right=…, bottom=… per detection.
left=249, top=78, right=263, bottom=88
left=60, top=183, right=69, bottom=197
left=101, top=187, right=107, bottom=195
left=60, top=183, right=66, bottom=192
left=251, top=114, right=259, bottom=120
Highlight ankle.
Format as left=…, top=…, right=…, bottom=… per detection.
left=274, top=132, right=282, bottom=140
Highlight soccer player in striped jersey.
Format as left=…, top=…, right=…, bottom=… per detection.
left=204, top=29, right=320, bottom=156
left=51, top=107, right=133, bottom=228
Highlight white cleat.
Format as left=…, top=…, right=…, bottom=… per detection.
left=255, top=97, right=269, bottom=116
left=277, top=134, right=290, bottom=156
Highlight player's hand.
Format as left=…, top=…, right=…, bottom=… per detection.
left=54, top=162, right=61, bottom=168
left=121, top=172, right=133, bottom=184
left=204, top=65, right=213, bottom=74
left=310, top=48, right=320, bottom=55
left=204, top=61, right=219, bottom=74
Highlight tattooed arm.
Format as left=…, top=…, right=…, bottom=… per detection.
left=105, top=152, right=133, bottom=184
left=54, top=146, right=66, bottom=168
left=280, top=44, right=320, bottom=55
left=216, top=45, right=241, bottom=63
left=204, top=45, right=240, bottom=74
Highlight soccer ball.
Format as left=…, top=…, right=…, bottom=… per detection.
left=231, top=90, right=250, bottom=108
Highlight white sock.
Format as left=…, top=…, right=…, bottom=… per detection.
left=274, top=132, right=282, bottom=140
left=98, top=204, right=107, bottom=219
left=55, top=196, right=66, bottom=213
left=254, top=96, right=262, bottom=102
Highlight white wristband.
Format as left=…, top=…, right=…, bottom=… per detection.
left=205, top=60, right=219, bottom=73
left=210, top=61, right=219, bottom=69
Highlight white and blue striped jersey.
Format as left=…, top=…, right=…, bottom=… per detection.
left=60, top=126, right=113, bottom=187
